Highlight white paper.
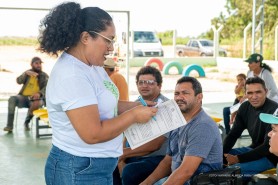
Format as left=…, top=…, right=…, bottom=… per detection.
left=230, top=102, right=241, bottom=114
left=229, top=99, right=248, bottom=114
left=124, top=99, right=187, bottom=149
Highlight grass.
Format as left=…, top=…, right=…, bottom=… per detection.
left=0, top=36, right=38, bottom=46
left=1, top=36, right=276, bottom=60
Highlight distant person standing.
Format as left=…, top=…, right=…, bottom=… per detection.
left=3, top=57, right=48, bottom=132
left=245, top=53, right=278, bottom=102
left=103, top=58, right=129, bottom=101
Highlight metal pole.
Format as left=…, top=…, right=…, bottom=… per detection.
left=173, top=29, right=177, bottom=58
left=211, top=26, right=217, bottom=58
left=125, top=11, right=130, bottom=88
left=216, top=25, right=224, bottom=57
left=243, top=23, right=252, bottom=59
left=130, top=30, right=134, bottom=58
left=275, top=25, right=278, bottom=61
left=260, top=0, right=265, bottom=55
left=251, top=0, right=256, bottom=53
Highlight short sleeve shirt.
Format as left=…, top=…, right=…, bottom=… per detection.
left=167, top=109, right=223, bottom=172
left=46, top=52, right=123, bottom=157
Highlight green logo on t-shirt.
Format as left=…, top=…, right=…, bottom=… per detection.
left=104, top=80, right=119, bottom=116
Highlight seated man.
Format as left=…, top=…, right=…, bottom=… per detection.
left=245, top=109, right=278, bottom=185
left=223, top=77, right=278, bottom=181
left=141, top=76, right=223, bottom=185
left=3, top=57, right=49, bottom=131
left=113, top=66, right=169, bottom=185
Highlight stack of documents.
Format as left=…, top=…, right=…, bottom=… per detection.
left=124, top=99, right=187, bottom=149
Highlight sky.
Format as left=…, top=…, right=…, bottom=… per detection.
left=0, top=0, right=227, bottom=37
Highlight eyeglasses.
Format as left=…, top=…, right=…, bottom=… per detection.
left=137, top=80, right=157, bottom=86
left=89, top=31, right=115, bottom=48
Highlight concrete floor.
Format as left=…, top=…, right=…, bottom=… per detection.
left=0, top=101, right=251, bottom=185
left=0, top=106, right=52, bottom=185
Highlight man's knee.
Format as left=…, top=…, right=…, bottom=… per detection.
left=223, top=107, right=230, bottom=114
left=30, top=99, right=44, bottom=109
left=8, top=96, right=18, bottom=105
left=122, top=164, right=138, bottom=184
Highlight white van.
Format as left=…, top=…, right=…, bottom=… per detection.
left=131, top=31, right=164, bottom=57
left=115, top=30, right=164, bottom=58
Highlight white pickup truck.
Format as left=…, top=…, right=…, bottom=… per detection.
left=176, top=39, right=227, bottom=57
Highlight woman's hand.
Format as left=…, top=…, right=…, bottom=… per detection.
left=144, top=100, right=157, bottom=107
left=131, top=105, right=158, bottom=123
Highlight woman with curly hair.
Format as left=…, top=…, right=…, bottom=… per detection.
left=38, top=2, right=157, bottom=184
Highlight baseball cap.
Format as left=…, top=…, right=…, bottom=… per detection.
left=244, top=53, right=263, bottom=63
left=104, top=58, right=117, bottom=68
left=259, top=108, right=278, bottom=124
left=31, top=57, right=43, bottom=64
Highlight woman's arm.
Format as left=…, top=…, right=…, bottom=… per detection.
left=118, top=100, right=156, bottom=114
left=118, top=101, right=140, bottom=114
left=66, top=104, right=157, bottom=144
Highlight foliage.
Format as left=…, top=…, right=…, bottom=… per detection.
left=158, top=0, right=277, bottom=60
left=210, top=0, right=278, bottom=40
left=0, top=37, right=38, bottom=45
left=158, top=30, right=202, bottom=45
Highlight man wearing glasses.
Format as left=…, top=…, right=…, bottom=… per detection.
left=113, top=66, right=169, bottom=185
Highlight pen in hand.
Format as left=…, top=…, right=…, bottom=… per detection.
left=138, top=96, right=157, bottom=121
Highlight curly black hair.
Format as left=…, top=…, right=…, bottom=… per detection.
left=38, top=2, right=113, bottom=56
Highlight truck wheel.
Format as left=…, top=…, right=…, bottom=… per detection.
left=177, top=51, right=183, bottom=57
left=201, top=53, right=206, bottom=57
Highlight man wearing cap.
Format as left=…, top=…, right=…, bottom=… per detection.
left=260, top=109, right=278, bottom=158
left=245, top=111, right=278, bottom=184
left=245, top=53, right=278, bottom=102
left=223, top=77, right=278, bottom=181
left=3, top=57, right=49, bottom=132
left=103, top=58, right=129, bottom=101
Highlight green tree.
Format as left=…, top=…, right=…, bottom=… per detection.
left=213, top=0, right=278, bottom=40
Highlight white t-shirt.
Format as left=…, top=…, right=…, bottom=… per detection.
left=46, top=52, right=122, bottom=157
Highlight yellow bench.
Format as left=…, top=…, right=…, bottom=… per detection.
left=210, top=116, right=226, bottom=140
left=261, top=168, right=277, bottom=174
left=33, top=109, right=52, bottom=138
left=211, top=116, right=223, bottom=123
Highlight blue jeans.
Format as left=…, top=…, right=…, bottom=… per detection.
left=113, top=156, right=164, bottom=185
left=228, top=147, right=275, bottom=178
left=45, top=145, right=118, bottom=185
left=223, top=106, right=231, bottom=134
